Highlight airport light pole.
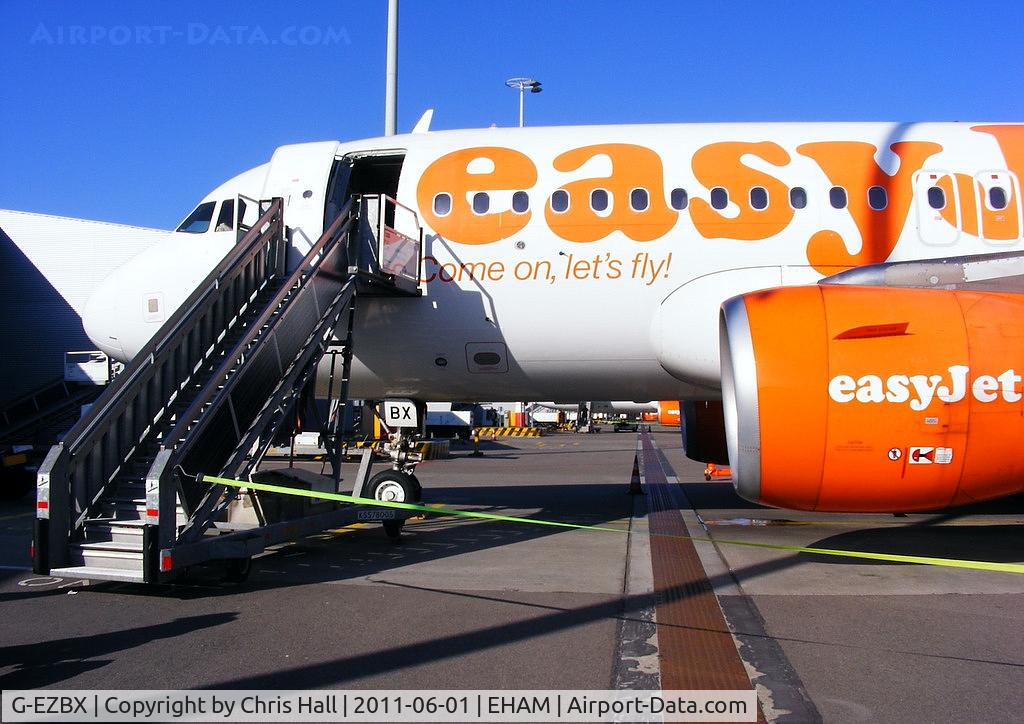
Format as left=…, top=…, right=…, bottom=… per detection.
left=384, top=0, right=399, bottom=136
left=505, top=77, right=542, bottom=127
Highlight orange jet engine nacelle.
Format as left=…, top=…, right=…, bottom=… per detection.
left=719, top=284, right=1024, bottom=512
left=657, top=400, right=681, bottom=426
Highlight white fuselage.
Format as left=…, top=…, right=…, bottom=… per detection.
left=78, top=121, right=1024, bottom=402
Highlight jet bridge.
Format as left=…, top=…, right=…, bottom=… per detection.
left=33, top=194, right=422, bottom=584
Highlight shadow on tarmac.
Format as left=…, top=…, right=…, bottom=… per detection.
left=800, top=524, right=1024, bottom=566
left=0, top=613, right=238, bottom=688
left=198, top=537, right=1024, bottom=690
left=0, top=482, right=635, bottom=603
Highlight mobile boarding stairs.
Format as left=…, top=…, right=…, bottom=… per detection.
left=33, top=194, right=422, bottom=584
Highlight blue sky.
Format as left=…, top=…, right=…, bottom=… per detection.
left=2, top=0, right=1023, bottom=229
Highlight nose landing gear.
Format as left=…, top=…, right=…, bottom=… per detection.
left=366, top=467, right=422, bottom=538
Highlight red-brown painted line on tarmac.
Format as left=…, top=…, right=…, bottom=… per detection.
left=640, top=431, right=760, bottom=704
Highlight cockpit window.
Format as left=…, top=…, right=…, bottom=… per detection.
left=177, top=201, right=216, bottom=234
left=215, top=199, right=234, bottom=232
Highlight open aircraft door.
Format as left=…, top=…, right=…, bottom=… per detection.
left=261, top=141, right=341, bottom=260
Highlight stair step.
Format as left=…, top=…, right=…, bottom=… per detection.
left=76, top=539, right=143, bottom=553
left=85, top=517, right=147, bottom=528
left=88, top=509, right=187, bottom=524
left=93, top=510, right=147, bottom=524
left=68, top=546, right=143, bottom=572
left=83, top=522, right=145, bottom=545
left=112, top=479, right=146, bottom=491
left=110, top=476, right=146, bottom=489
left=104, top=491, right=147, bottom=505
left=50, top=566, right=144, bottom=584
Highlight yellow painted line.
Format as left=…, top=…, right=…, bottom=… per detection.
left=205, top=475, right=1024, bottom=576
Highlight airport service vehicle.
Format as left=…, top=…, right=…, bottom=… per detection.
left=530, top=409, right=564, bottom=429
left=704, top=463, right=732, bottom=482
left=9, top=118, right=1024, bottom=581
left=425, top=402, right=485, bottom=439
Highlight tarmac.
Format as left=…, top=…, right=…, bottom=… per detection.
left=0, top=427, right=1022, bottom=722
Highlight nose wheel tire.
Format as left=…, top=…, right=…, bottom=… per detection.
left=365, top=470, right=422, bottom=538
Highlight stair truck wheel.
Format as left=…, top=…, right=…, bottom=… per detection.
left=223, top=556, right=252, bottom=583
left=366, top=470, right=421, bottom=539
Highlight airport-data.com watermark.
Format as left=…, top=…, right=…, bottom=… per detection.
left=28, top=23, right=351, bottom=47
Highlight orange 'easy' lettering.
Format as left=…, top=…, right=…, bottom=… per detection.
left=797, top=141, right=941, bottom=273
left=416, top=147, right=537, bottom=245
left=545, top=144, right=676, bottom=242
left=973, top=125, right=1024, bottom=176
left=689, top=142, right=793, bottom=241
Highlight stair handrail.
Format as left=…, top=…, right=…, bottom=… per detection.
left=37, top=199, right=285, bottom=553
left=63, top=199, right=285, bottom=457
left=161, top=198, right=354, bottom=456
left=150, top=199, right=356, bottom=546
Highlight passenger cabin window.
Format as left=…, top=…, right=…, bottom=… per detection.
left=630, top=188, right=649, bottom=211
left=710, top=187, right=728, bottom=210
left=215, top=199, right=235, bottom=231
left=472, top=192, right=489, bottom=214
left=750, top=187, right=768, bottom=210
left=512, top=191, right=530, bottom=213
left=433, top=193, right=452, bottom=216
left=868, top=186, right=888, bottom=210
left=591, top=189, right=609, bottom=211
left=790, top=187, right=807, bottom=209
left=927, top=187, right=946, bottom=210
left=989, top=186, right=1009, bottom=210
left=551, top=189, right=569, bottom=213
left=829, top=186, right=848, bottom=209
left=177, top=201, right=217, bottom=234
left=670, top=188, right=688, bottom=210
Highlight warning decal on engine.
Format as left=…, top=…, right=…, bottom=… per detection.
left=908, top=447, right=954, bottom=465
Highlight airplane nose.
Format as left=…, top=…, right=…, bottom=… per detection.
left=79, top=232, right=232, bottom=364
left=82, top=273, right=126, bottom=361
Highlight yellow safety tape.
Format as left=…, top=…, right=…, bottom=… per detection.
left=202, top=475, right=1024, bottom=575
left=473, top=427, right=541, bottom=437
